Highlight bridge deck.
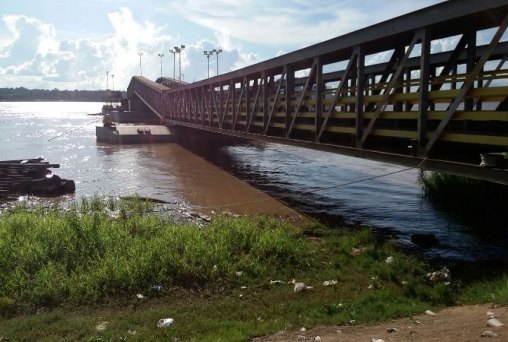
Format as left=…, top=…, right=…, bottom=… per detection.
left=127, top=0, right=508, bottom=184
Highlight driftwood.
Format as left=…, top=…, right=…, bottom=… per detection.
left=0, top=158, right=75, bottom=197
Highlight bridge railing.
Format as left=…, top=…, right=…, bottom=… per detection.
left=128, top=0, right=508, bottom=158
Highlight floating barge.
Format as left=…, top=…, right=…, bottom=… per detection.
left=96, top=124, right=173, bottom=144
left=95, top=108, right=173, bottom=144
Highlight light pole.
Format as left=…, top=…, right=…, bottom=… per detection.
left=174, top=45, right=185, bottom=81
left=138, top=52, right=143, bottom=76
left=168, top=48, right=176, bottom=79
left=203, top=50, right=213, bottom=78
left=158, top=53, right=164, bottom=78
left=106, top=70, right=109, bottom=89
left=111, top=74, right=115, bottom=91
left=213, top=48, right=222, bottom=76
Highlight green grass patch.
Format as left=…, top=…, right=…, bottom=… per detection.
left=0, top=196, right=506, bottom=340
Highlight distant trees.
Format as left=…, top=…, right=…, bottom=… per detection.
left=0, top=87, right=127, bottom=102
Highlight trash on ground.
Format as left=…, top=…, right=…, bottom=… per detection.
left=293, top=279, right=311, bottom=292
left=486, top=311, right=496, bottom=318
left=481, top=330, right=498, bottom=337
left=150, top=284, right=163, bottom=292
left=36, top=307, right=47, bottom=315
left=371, top=338, right=385, bottom=342
left=427, top=271, right=449, bottom=283
left=487, top=318, right=504, bottom=327
left=385, top=256, right=394, bottom=264
left=425, top=309, right=437, bottom=316
left=157, top=318, right=174, bottom=328
left=300, top=327, right=306, bottom=332
left=386, top=327, right=399, bottom=333
left=240, top=285, right=248, bottom=289
left=315, top=336, right=321, bottom=341
left=136, top=293, right=145, bottom=299
left=127, top=330, right=137, bottom=335
left=323, top=280, right=338, bottom=286
left=270, top=280, right=285, bottom=285
left=351, top=247, right=367, bottom=256
left=95, top=321, right=108, bottom=332
left=235, top=271, right=243, bottom=277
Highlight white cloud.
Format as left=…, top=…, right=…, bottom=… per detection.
left=169, top=0, right=443, bottom=47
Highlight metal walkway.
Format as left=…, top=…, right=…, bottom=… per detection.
left=127, top=0, right=508, bottom=184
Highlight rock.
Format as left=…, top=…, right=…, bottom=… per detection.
left=487, top=318, right=504, bottom=327
left=481, top=330, right=498, bottom=337
left=315, top=336, right=321, bottom=341
left=157, top=318, right=174, bottom=328
left=425, top=309, right=437, bottom=316
left=411, top=233, right=438, bottom=247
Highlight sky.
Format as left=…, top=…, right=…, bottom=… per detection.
left=0, top=0, right=445, bottom=90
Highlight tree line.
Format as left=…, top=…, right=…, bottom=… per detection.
left=0, top=87, right=126, bottom=102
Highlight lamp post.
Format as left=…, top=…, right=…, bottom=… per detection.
left=158, top=53, right=164, bottom=78
left=138, top=52, right=143, bottom=76
left=106, top=71, right=109, bottom=89
left=174, top=45, right=185, bottom=81
left=111, top=74, right=115, bottom=91
left=213, top=48, right=222, bottom=76
left=168, top=48, right=176, bottom=80
left=203, top=50, right=213, bottom=78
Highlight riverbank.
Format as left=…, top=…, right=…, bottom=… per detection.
left=0, top=198, right=507, bottom=341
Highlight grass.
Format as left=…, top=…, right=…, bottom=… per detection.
left=0, top=196, right=507, bottom=341
left=419, top=171, right=508, bottom=227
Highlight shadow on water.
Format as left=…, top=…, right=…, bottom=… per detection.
left=172, top=126, right=508, bottom=264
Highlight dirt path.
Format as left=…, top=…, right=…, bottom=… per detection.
left=254, top=304, right=507, bottom=341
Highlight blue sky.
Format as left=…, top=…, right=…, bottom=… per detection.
left=0, top=0, right=444, bottom=90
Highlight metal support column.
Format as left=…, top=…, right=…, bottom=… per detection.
left=418, top=28, right=431, bottom=155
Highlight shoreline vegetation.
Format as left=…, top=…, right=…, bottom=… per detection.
left=0, top=196, right=507, bottom=340
left=0, top=88, right=126, bottom=102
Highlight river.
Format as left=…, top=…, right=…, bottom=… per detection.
left=1, top=101, right=506, bottom=263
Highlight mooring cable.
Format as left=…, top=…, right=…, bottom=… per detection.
left=192, top=158, right=427, bottom=211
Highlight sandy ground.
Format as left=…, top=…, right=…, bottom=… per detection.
left=253, top=304, right=507, bottom=341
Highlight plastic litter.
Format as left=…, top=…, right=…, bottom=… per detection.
left=95, top=321, right=108, bottom=332
left=351, top=247, right=367, bottom=256
left=486, top=311, right=496, bottom=318
left=371, top=339, right=385, bottom=342
left=385, top=256, right=394, bottom=264
left=425, top=309, right=437, bottom=316
left=293, top=279, right=310, bottom=292
left=323, top=280, right=338, bottom=286
left=300, top=327, right=306, bottom=332
left=386, top=327, right=399, bottom=333
left=127, top=330, right=137, bottom=335
left=487, top=318, right=504, bottom=327
left=270, top=280, right=285, bottom=285
left=240, top=285, right=248, bottom=289
left=150, top=284, right=163, bottom=292
left=157, top=318, right=174, bottom=328
left=235, top=271, right=243, bottom=277
left=481, top=330, right=498, bottom=337
left=315, top=336, right=321, bottom=341
left=136, top=293, right=145, bottom=299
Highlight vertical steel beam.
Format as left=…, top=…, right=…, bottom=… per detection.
left=233, top=78, right=246, bottom=130
left=465, top=29, right=476, bottom=111
left=425, top=12, right=508, bottom=152
left=248, top=77, right=262, bottom=132
left=314, top=57, right=323, bottom=142
left=285, top=65, right=294, bottom=137
left=418, top=28, right=431, bottom=154
left=355, top=46, right=365, bottom=148
left=262, top=72, right=268, bottom=132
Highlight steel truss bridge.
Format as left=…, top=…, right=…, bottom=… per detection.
left=128, top=0, right=508, bottom=184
